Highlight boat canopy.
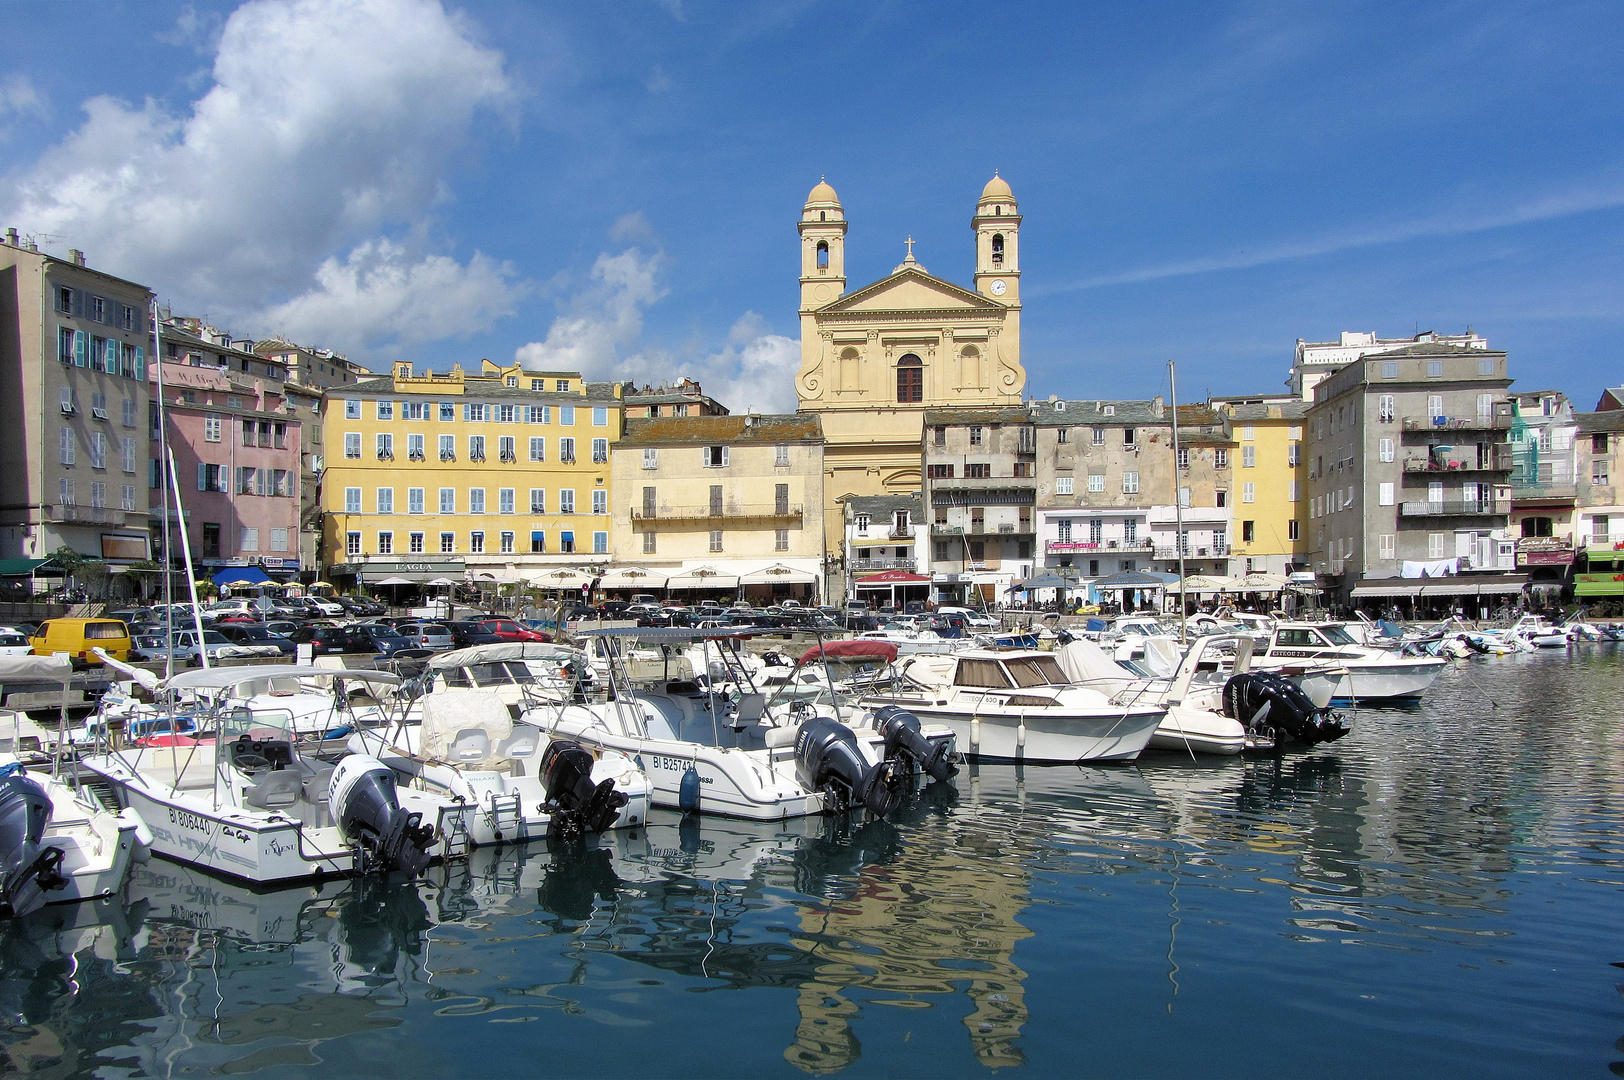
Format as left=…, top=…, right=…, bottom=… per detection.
left=575, top=626, right=760, bottom=642
left=428, top=641, right=579, bottom=671
left=798, top=639, right=899, bottom=664
left=0, top=653, right=73, bottom=683
left=163, top=664, right=402, bottom=690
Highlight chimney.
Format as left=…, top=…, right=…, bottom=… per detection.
left=67, top=248, right=85, bottom=267
left=3, top=228, right=15, bottom=246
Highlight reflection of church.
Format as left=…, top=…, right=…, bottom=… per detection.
left=796, top=176, right=1029, bottom=550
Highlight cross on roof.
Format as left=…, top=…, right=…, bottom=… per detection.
left=904, top=235, right=915, bottom=258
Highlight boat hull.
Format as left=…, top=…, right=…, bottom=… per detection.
left=1147, top=706, right=1247, bottom=756
left=1324, top=661, right=1444, bottom=703
left=871, top=701, right=1163, bottom=764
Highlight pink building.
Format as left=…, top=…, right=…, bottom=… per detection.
left=150, top=335, right=303, bottom=583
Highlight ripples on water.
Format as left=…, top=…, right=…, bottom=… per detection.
left=1, top=650, right=1620, bottom=1077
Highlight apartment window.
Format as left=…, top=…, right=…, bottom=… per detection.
left=559, top=437, right=575, bottom=463
left=376, top=531, right=392, bottom=554
left=1054, top=427, right=1069, bottom=445
left=498, top=404, right=515, bottom=423
left=1287, top=520, right=1299, bottom=541
left=408, top=433, right=425, bottom=461
left=1214, top=448, right=1228, bottom=468
left=408, top=532, right=424, bottom=553
left=346, top=531, right=361, bottom=556
left=592, top=489, right=608, bottom=514
left=201, top=414, right=221, bottom=443
left=1091, top=426, right=1105, bottom=446
left=1122, top=471, right=1139, bottom=494
left=1216, top=489, right=1228, bottom=507
left=89, top=432, right=106, bottom=469
left=345, top=399, right=361, bottom=419
left=87, top=481, right=104, bottom=509
left=1177, top=447, right=1190, bottom=469
left=969, top=541, right=985, bottom=562
left=499, top=488, right=515, bottom=514
left=441, top=532, right=456, bottom=553
left=528, top=487, right=547, bottom=513
left=1595, top=460, right=1611, bottom=486
left=469, top=531, right=484, bottom=553
left=927, top=464, right=954, bottom=479
left=1240, top=520, right=1255, bottom=544
left=1378, top=482, right=1394, bottom=506
left=440, top=402, right=455, bottom=421
left=1428, top=533, right=1447, bottom=558
left=1087, top=473, right=1105, bottom=493
left=559, top=530, right=576, bottom=553
left=1178, top=486, right=1191, bottom=508
left=404, top=402, right=427, bottom=421
left=1288, top=480, right=1300, bottom=502
left=376, top=400, right=393, bottom=420
left=500, top=530, right=515, bottom=554
left=1242, top=482, right=1255, bottom=503
left=438, top=434, right=456, bottom=461
left=530, top=437, right=546, bottom=462
left=1595, top=433, right=1611, bottom=454
left=377, top=433, right=394, bottom=460
left=1379, top=438, right=1394, bottom=462
left=469, top=488, right=485, bottom=514
left=592, top=438, right=608, bottom=464
left=774, top=528, right=790, bottom=552
left=709, top=529, right=724, bottom=553
left=932, top=425, right=947, bottom=447
left=966, top=463, right=991, bottom=478
left=1427, top=359, right=1444, bottom=377
left=588, top=530, right=606, bottom=554
left=709, top=485, right=724, bottom=516
left=560, top=406, right=575, bottom=425
left=440, top=487, right=455, bottom=514
left=775, top=444, right=790, bottom=467
left=1382, top=360, right=1399, bottom=379
left=1123, top=428, right=1137, bottom=448
left=1288, top=442, right=1301, bottom=467
left=122, top=398, right=136, bottom=428
left=1241, top=445, right=1256, bottom=468
left=469, top=435, right=485, bottom=461
left=499, top=435, right=516, bottom=462
left=59, top=427, right=76, bottom=465
left=703, top=445, right=729, bottom=467
left=966, top=425, right=985, bottom=448
left=343, top=487, right=361, bottom=513
left=1378, top=533, right=1395, bottom=559
left=1378, top=395, right=1395, bottom=423
left=58, top=477, right=73, bottom=506
left=463, top=403, right=487, bottom=422
left=121, top=484, right=136, bottom=511
left=556, top=380, right=570, bottom=392
left=531, top=531, right=546, bottom=554
left=592, top=406, right=608, bottom=427
left=643, top=531, right=657, bottom=554
left=376, top=487, right=394, bottom=514
left=1056, top=477, right=1074, bottom=495
left=406, top=487, right=424, bottom=514
left=55, top=287, right=71, bottom=313
left=560, top=489, right=575, bottom=514
left=855, top=513, right=870, bottom=532
left=642, top=448, right=657, bottom=469
left=344, top=433, right=361, bottom=458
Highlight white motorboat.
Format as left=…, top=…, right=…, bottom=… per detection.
left=529, top=628, right=946, bottom=822
left=0, top=654, right=151, bottom=919
left=865, top=648, right=1165, bottom=764
left=1508, top=614, right=1572, bottom=648
left=350, top=642, right=653, bottom=845
left=80, top=665, right=473, bottom=884
left=1250, top=623, right=1445, bottom=702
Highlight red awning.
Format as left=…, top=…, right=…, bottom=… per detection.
left=799, top=639, right=899, bottom=664
left=855, top=570, right=931, bottom=584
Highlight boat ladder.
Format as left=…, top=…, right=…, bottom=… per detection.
left=438, top=804, right=473, bottom=860
left=486, top=792, right=523, bottom=838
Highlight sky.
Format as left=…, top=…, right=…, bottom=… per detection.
left=3, top=0, right=1622, bottom=413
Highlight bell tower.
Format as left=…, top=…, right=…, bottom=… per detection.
left=799, top=178, right=847, bottom=312
left=973, top=172, right=1020, bottom=305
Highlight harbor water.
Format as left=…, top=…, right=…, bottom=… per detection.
left=3, top=648, right=1620, bottom=1076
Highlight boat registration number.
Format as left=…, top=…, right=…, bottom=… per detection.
left=168, top=806, right=250, bottom=843
left=647, top=754, right=712, bottom=782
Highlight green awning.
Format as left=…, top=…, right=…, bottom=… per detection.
left=0, top=558, right=54, bottom=577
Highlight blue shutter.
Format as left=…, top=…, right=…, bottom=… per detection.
left=74, top=331, right=87, bottom=367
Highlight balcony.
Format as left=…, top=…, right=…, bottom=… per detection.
left=1047, top=539, right=1154, bottom=555
left=46, top=504, right=131, bottom=525
left=1402, top=450, right=1513, bottom=473
left=1511, top=481, right=1578, bottom=503
left=631, top=503, right=803, bottom=525
left=849, top=558, right=916, bottom=572
left=1399, top=500, right=1506, bottom=517
left=1401, top=414, right=1513, bottom=433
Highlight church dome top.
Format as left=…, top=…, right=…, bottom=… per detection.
left=979, top=172, right=1014, bottom=204
left=805, top=178, right=841, bottom=206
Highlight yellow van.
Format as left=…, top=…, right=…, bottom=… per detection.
left=29, top=619, right=132, bottom=666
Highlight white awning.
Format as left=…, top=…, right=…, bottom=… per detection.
left=523, top=567, right=596, bottom=589
left=597, top=566, right=670, bottom=589
left=739, top=563, right=817, bottom=585
left=667, top=566, right=739, bottom=589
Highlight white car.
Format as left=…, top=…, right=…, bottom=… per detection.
left=306, top=597, right=345, bottom=617
left=132, top=629, right=236, bottom=666
left=0, top=628, right=32, bottom=656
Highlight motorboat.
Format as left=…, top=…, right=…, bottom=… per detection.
left=0, top=655, right=151, bottom=918
left=1250, top=622, right=1445, bottom=703
left=1508, top=614, right=1572, bottom=648
left=349, top=642, right=653, bottom=845
left=865, top=648, right=1165, bottom=764
left=528, top=628, right=944, bottom=821
left=79, top=665, right=473, bottom=884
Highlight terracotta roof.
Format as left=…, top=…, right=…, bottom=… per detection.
left=620, top=414, right=822, bottom=446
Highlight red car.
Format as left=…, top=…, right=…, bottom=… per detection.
left=475, top=619, right=552, bottom=643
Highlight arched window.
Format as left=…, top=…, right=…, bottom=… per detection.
left=819, top=211, right=826, bottom=222
left=816, top=241, right=829, bottom=270
left=995, top=206, right=1002, bottom=216
left=896, top=353, right=924, bottom=403
left=991, top=233, right=1004, bottom=267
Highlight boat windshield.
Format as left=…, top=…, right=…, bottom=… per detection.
left=443, top=660, right=536, bottom=687
left=1004, top=655, right=1069, bottom=687
left=221, top=706, right=298, bottom=740
left=1321, top=625, right=1359, bottom=645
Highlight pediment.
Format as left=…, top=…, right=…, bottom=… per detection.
left=819, top=267, right=1003, bottom=314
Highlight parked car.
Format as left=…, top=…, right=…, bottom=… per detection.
left=0, top=628, right=32, bottom=656
left=305, top=597, right=346, bottom=617
left=394, top=622, right=455, bottom=650
left=286, top=624, right=372, bottom=656
left=215, top=624, right=296, bottom=656
left=263, top=619, right=303, bottom=638
left=446, top=620, right=505, bottom=648
left=129, top=629, right=234, bottom=666
left=29, top=618, right=132, bottom=666
left=349, top=623, right=424, bottom=657
left=472, top=618, right=552, bottom=644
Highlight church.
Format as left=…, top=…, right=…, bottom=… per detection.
left=795, top=175, right=1029, bottom=550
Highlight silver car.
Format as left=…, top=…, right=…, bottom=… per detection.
left=396, top=622, right=454, bottom=650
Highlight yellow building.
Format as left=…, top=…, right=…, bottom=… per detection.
left=1209, top=395, right=1309, bottom=575
left=608, top=415, right=826, bottom=602
left=795, top=177, right=1028, bottom=553
left=322, top=360, right=623, bottom=587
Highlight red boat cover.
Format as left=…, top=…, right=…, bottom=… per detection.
left=798, top=639, right=899, bottom=664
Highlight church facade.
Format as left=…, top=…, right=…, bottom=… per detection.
left=795, top=176, right=1029, bottom=555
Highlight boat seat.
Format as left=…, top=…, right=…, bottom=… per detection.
left=302, top=762, right=335, bottom=805
left=730, top=692, right=766, bottom=730
left=762, top=725, right=796, bottom=749
left=447, top=729, right=492, bottom=762
left=498, top=728, right=539, bottom=759
left=244, top=769, right=304, bottom=810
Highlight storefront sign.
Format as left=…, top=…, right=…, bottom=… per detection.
left=1517, top=549, right=1574, bottom=566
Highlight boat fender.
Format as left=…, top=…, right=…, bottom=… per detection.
left=328, top=756, right=436, bottom=877
left=678, top=765, right=701, bottom=813
left=0, top=770, right=67, bottom=919
left=793, top=716, right=904, bottom=818
left=872, top=705, right=956, bottom=782
left=540, top=741, right=629, bottom=841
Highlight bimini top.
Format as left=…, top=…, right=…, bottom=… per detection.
left=428, top=641, right=581, bottom=671
left=798, top=639, right=898, bottom=665
left=575, top=626, right=762, bottom=642
left=0, top=653, right=73, bottom=684
left=163, top=664, right=402, bottom=691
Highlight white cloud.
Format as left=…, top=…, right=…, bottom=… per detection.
left=0, top=74, right=47, bottom=137
left=1, top=0, right=518, bottom=345
left=155, top=4, right=226, bottom=53
left=515, top=246, right=799, bottom=412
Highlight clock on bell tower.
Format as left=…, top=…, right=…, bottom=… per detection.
left=972, top=171, right=1020, bottom=305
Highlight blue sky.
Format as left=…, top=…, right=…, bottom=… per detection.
left=3, top=0, right=1621, bottom=411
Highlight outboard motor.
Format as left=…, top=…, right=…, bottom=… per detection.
left=328, top=756, right=436, bottom=877
left=0, top=766, right=65, bottom=919
left=794, top=716, right=904, bottom=818
left=540, top=741, right=628, bottom=842
left=871, top=705, right=956, bottom=783
left=1222, top=672, right=1350, bottom=748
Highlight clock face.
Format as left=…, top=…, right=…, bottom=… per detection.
left=990, top=279, right=1007, bottom=296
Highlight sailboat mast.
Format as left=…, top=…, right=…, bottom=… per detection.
left=152, top=301, right=174, bottom=681
left=1168, top=360, right=1188, bottom=645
